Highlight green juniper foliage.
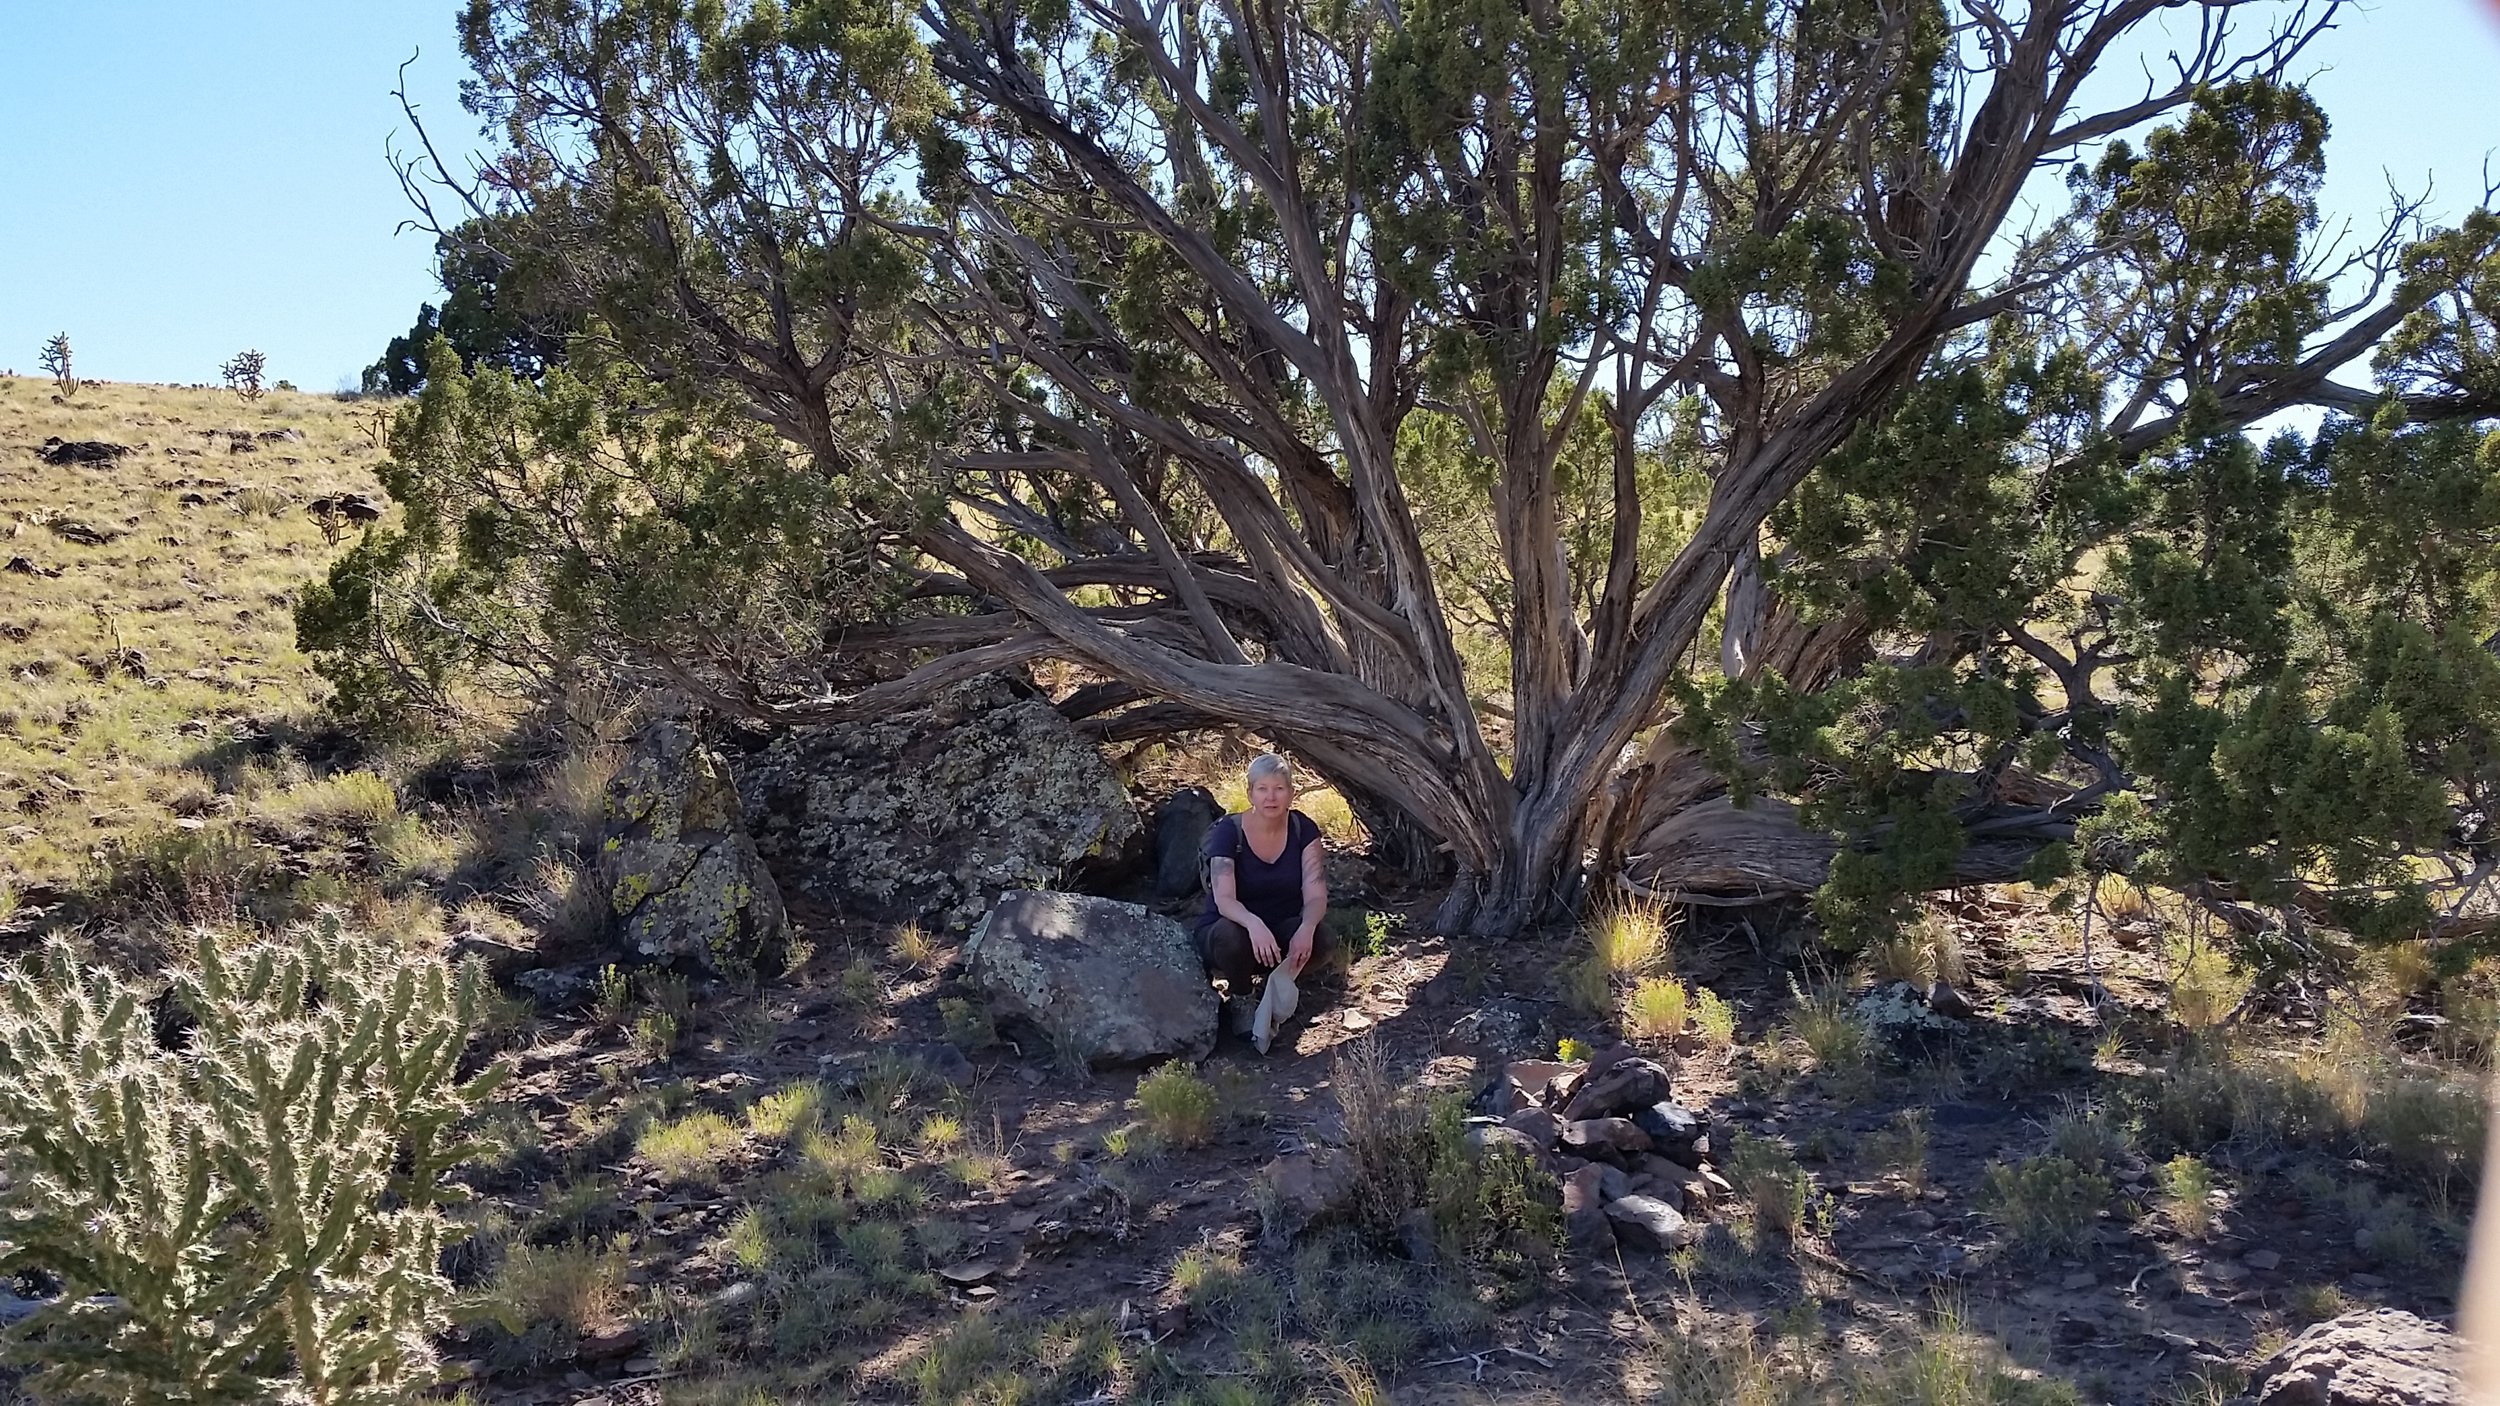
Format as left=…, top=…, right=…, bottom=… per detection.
left=322, top=0, right=2499, bottom=936
left=1670, top=82, right=2500, bottom=951
left=0, top=917, right=506, bottom=1405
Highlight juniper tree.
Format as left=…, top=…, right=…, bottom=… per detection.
left=312, top=0, right=2500, bottom=939
left=0, top=917, right=506, bottom=1405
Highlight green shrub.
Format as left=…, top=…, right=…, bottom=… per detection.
left=2160, top=1155, right=2218, bottom=1238
left=1134, top=1061, right=1222, bottom=1149
left=1691, top=987, right=1739, bottom=1047
left=0, top=918, right=505, bottom=1404
left=1623, top=976, right=1690, bottom=1042
left=1977, top=1156, right=2111, bottom=1252
left=1333, top=1041, right=1559, bottom=1285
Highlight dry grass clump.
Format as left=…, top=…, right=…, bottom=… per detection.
left=638, top=1110, right=747, bottom=1183
left=2135, top=1021, right=2484, bottom=1200
left=1624, top=975, right=1691, bottom=1041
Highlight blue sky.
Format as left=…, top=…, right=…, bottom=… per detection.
left=1, top=2, right=2497, bottom=391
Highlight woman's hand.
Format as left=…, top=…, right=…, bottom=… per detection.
left=1286, top=928, right=1314, bottom=976
left=1247, top=919, right=1282, bottom=968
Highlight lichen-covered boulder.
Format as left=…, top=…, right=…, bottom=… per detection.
left=743, top=676, right=1140, bottom=930
left=962, top=889, right=1217, bottom=1067
left=594, top=720, right=789, bottom=978
left=2241, top=1308, right=2459, bottom=1406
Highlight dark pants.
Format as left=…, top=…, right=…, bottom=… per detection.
left=1196, top=917, right=1330, bottom=991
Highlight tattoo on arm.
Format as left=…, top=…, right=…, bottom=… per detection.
left=1208, top=856, right=1235, bottom=898
left=1301, top=840, right=1327, bottom=903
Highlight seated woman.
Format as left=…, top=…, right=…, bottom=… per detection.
left=1195, top=753, right=1329, bottom=1046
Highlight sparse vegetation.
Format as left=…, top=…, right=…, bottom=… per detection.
left=1134, top=1061, right=1222, bottom=1150
left=2160, top=1155, right=2218, bottom=1239
left=1623, top=974, right=1690, bottom=1042
left=1977, top=1156, right=2112, bottom=1252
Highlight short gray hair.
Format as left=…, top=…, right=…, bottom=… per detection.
left=1246, top=753, right=1295, bottom=789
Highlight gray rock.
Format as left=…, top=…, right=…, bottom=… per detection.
left=1152, top=786, right=1223, bottom=900
left=964, top=890, right=1216, bottom=1067
left=1924, top=979, right=1977, bottom=1019
left=1632, top=1159, right=1689, bottom=1210
left=1463, top=1121, right=1552, bottom=1169
left=1559, top=1056, right=1675, bottom=1121
left=745, top=676, right=1139, bottom=929
left=1559, top=1117, right=1654, bottom=1163
left=1562, top=1164, right=1616, bottom=1254
left=446, top=927, right=534, bottom=979
left=2243, top=1308, right=2459, bottom=1406
left=0, top=1289, right=48, bottom=1325
left=593, top=719, right=789, bottom=978
left=1629, top=1102, right=1709, bottom=1165
left=1438, top=998, right=1553, bottom=1059
left=511, top=966, right=595, bottom=1009
left=1503, top=1107, right=1563, bottom=1148
left=1604, top=1195, right=1696, bottom=1251
left=1260, top=1151, right=1355, bottom=1244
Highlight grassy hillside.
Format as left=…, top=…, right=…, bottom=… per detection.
left=0, top=374, right=389, bottom=893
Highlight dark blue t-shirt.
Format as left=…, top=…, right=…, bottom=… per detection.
left=1196, top=810, right=1320, bottom=937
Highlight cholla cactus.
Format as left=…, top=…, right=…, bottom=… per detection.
left=0, top=915, right=507, bottom=1404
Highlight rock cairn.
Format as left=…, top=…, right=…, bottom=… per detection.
left=1467, top=1043, right=1726, bottom=1256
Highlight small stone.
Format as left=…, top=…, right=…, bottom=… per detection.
left=2054, top=1316, right=2097, bottom=1346
left=1419, top=973, right=1460, bottom=1007
left=1924, top=980, right=1977, bottom=1019
left=707, top=1281, right=761, bottom=1316
left=2242, top=1249, right=2283, bottom=1272
left=1504, top=1106, right=1563, bottom=1147
left=578, top=1323, right=646, bottom=1361
left=1559, top=1057, right=1675, bottom=1122
left=1562, top=1165, right=1617, bottom=1254
left=1559, top=1117, right=1653, bottom=1162
left=2206, top=1260, right=2249, bottom=1284
left=1342, top=1009, right=1375, bottom=1032
left=1603, top=1195, right=1695, bottom=1251
left=1901, top=1209, right=1939, bottom=1232
left=1503, top=1059, right=1577, bottom=1105
left=1628, top=1102, right=1708, bottom=1165
left=939, top=1259, right=1000, bottom=1286
left=1465, top=1121, right=1554, bottom=1168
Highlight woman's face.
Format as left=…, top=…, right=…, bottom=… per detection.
left=1248, top=772, right=1294, bottom=817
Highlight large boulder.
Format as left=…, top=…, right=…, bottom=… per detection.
left=593, top=720, right=790, bottom=978
left=743, top=676, right=1140, bottom=930
left=2239, top=1309, right=2459, bottom=1406
left=963, top=890, right=1218, bottom=1067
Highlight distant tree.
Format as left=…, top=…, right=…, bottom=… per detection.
left=220, top=349, right=268, bottom=400
left=38, top=333, right=74, bottom=394
left=362, top=217, right=569, bottom=395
